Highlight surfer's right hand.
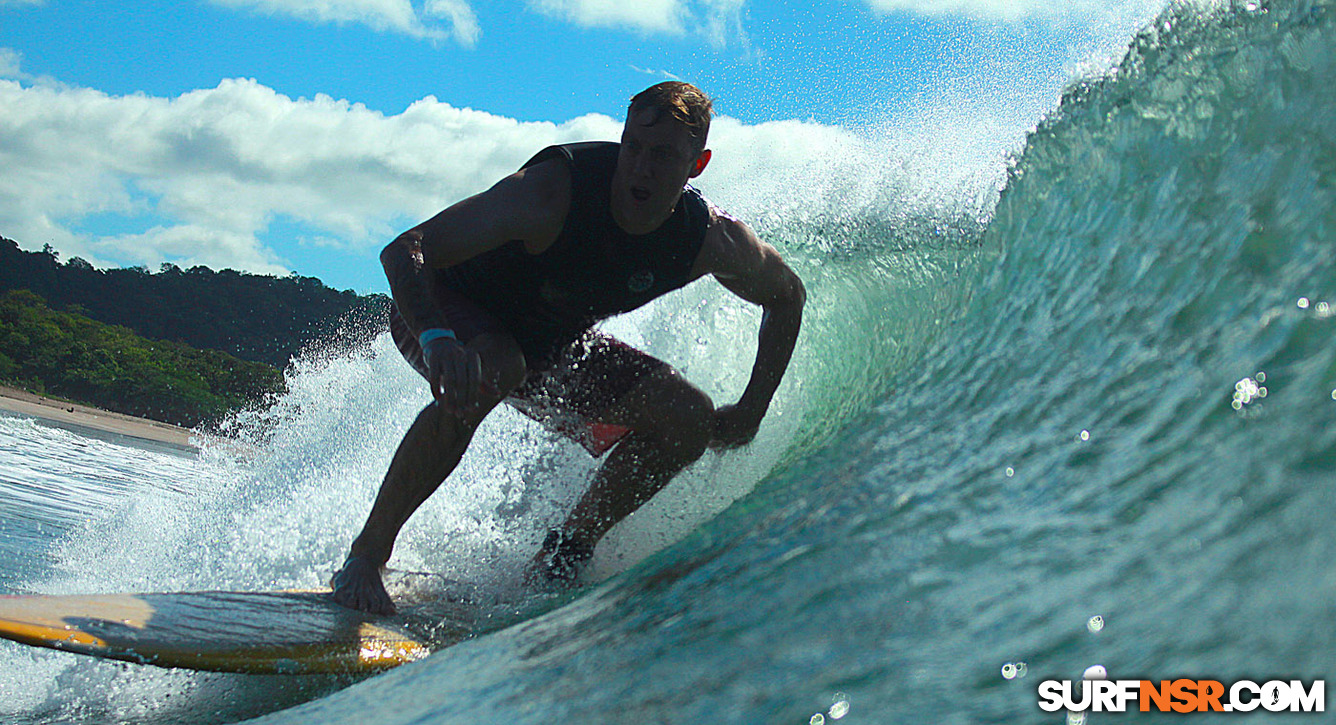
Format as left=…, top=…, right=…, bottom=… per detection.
left=330, top=556, right=397, bottom=615
left=422, top=336, right=483, bottom=415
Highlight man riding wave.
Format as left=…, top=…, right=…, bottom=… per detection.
left=332, top=82, right=805, bottom=614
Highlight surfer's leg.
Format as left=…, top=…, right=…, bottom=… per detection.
left=561, top=365, right=713, bottom=545
left=334, top=331, right=526, bottom=613
left=516, top=335, right=712, bottom=581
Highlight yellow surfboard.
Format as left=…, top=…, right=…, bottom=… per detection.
left=0, top=581, right=477, bottom=674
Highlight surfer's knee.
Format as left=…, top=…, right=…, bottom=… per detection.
left=680, top=392, right=714, bottom=460
left=653, top=374, right=713, bottom=460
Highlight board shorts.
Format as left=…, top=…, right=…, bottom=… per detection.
left=389, top=293, right=665, bottom=457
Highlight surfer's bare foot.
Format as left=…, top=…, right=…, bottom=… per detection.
left=330, top=555, right=397, bottom=615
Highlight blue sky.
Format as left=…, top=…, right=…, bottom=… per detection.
left=0, top=0, right=1165, bottom=292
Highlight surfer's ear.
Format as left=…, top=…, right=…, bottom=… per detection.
left=690, top=149, right=712, bottom=178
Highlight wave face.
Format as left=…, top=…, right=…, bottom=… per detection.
left=248, top=2, right=1335, bottom=722
left=3, top=1, right=1335, bottom=722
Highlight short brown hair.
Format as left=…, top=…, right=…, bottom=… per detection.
left=628, top=81, right=713, bottom=148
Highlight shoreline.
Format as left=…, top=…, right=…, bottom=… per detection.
left=0, top=386, right=196, bottom=448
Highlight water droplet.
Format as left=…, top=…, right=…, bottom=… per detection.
left=1234, top=376, right=1264, bottom=408
left=1087, top=615, right=1105, bottom=633
left=1319, top=301, right=1331, bottom=315
left=1002, top=662, right=1018, bottom=680
left=1084, top=664, right=1108, bottom=680
left=1016, top=662, right=1028, bottom=678
left=1005, top=467, right=1015, bottom=478
left=1331, top=390, right=1336, bottom=400
left=1079, top=430, right=1090, bottom=442
left=1255, top=371, right=1266, bottom=383
left=810, top=714, right=825, bottom=725
left=829, top=693, right=850, bottom=720
left=1067, top=710, right=1088, bottom=725
left=1298, top=297, right=1311, bottom=309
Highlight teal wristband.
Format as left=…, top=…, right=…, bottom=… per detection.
left=418, top=328, right=457, bottom=348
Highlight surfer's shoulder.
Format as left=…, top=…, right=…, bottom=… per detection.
left=473, top=157, right=571, bottom=253
left=694, top=204, right=804, bottom=308
left=692, top=202, right=764, bottom=279
left=410, top=157, right=571, bottom=266
left=503, top=157, right=572, bottom=221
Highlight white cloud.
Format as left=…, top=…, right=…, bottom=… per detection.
left=528, top=0, right=749, bottom=46
left=698, top=0, right=747, bottom=47
left=425, top=0, right=481, bottom=45
left=630, top=65, right=684, bottom=81
left=0, top=77, right=621, bottom=274
left=530, top=0, right=684, bottom=33
left=0, top=48, right=24, bottom=79
left=862, top=0, right=1159, bottom=23
left=698, top=107, right=1016, bottom=233
left=0, top=74, right=865, bottom=278
left=95, top=226, right=293, bottom=276
left=0, top=72, right=1027, bottom=280
left=210, top=0, right=480, bottom=45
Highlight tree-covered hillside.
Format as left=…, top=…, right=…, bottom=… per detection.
left=0, top=290, right=286, bottom=427
left=0, top=237, right=389, bottom=369
left=0, top=235, right=392, bottom=427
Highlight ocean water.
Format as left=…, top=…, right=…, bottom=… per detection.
left=3, top=0, right=1335, bottom=722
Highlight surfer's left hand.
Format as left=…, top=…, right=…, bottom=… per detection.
left=709, top=403, right=762, bottom=450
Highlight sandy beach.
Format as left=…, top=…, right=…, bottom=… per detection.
left=0, top=386, right=195, bottom=448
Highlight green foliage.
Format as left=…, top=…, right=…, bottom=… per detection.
left=0, top=234, right=396, bottom=427
left=0, top=236, right=390, bottom=368
left=0, top=289, right=286, bottom=428
left=0, top=350, right=17, bottom=380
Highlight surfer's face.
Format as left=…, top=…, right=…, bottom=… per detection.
left=611, top=106, right=710, bottom=235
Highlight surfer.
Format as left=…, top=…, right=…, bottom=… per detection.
left=332, top=82, right=805, bottom=614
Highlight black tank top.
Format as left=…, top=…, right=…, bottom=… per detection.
left=435, top=142, right=710, bottom=366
